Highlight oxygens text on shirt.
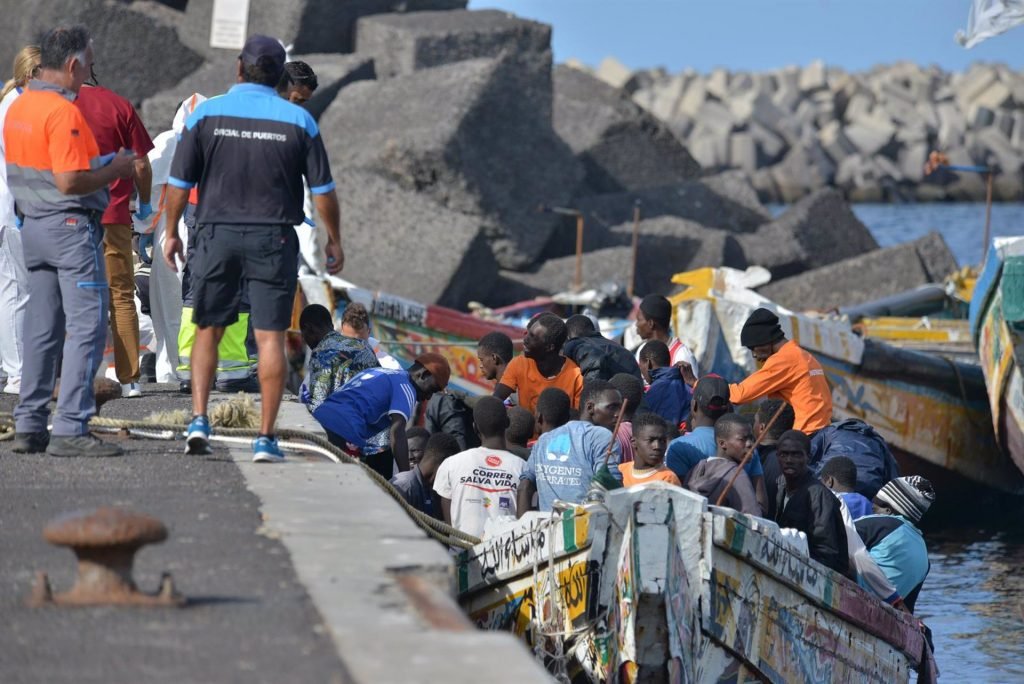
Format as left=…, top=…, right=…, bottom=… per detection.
left=521, top=421, right=622, bottom=511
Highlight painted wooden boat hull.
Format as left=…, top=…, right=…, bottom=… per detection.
left=337, top=266, right=1023, bottom=492
left=669, top=268, right=1024, bottom=495
left=457, top=486, right=930, bottom=683
left=971, top=238, right=1024, bottom=478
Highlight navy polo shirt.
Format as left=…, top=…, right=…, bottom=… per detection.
left=168, top=83, right=335, bottom=226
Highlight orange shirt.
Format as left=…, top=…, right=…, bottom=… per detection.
left=729, top=340, right=832, bottom=434
left=3, top=80, right=108, bottom=217
left=500, top=355, right=583, bottom=414
left=619, top=462, right=681, bottom=487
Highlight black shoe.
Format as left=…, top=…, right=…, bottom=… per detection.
left=140, top=352, right=157, bottom=384
left=12, top=431, right=49, bottom=453
left=216, top=374, right=260, bottom=394
left=179, top=380, right=192, bottom=394
left=46, top=434, right=124, bottom=458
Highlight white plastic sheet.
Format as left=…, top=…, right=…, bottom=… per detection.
left=956, top=0, right=1024, bottom=48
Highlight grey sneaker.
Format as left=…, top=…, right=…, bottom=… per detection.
left=46, top=434, right=124, bottom=458
left=12, top=431, right=49, bottom=453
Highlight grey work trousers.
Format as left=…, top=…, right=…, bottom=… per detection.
left=14, top=212, right=108, bottom=436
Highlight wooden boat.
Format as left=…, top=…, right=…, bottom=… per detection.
left=668, top=267, right=1024, bottom=497
left=970, top=237, right=1024, bottom=478
left=311, top=266, right=1023, bottom=494
left=457, top=485, right=933, bottom=683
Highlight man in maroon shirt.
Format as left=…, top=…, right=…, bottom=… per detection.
left=75, top=83, right=154, bottom=397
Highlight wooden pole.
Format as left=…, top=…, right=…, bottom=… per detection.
left=714, top=402, right=788, bottom=507
left=602, top=400, right=630, bottom=469
left=628, top=201, right=641, bottom=298
left=574, top=213, right=584, bottom=291
left=983, top=171, right=994, bottom=262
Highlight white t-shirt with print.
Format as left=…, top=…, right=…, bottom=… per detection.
left=433, top=447, right=525, bottom=539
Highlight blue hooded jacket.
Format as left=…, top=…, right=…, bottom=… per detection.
left=644, top=366, right=691, bottom=429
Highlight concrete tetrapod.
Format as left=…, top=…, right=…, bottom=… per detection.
left=30, top=507, right=184, bottom=608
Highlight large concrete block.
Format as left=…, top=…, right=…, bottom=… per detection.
left=737, top=187, right=878, bottom=279
left=141, top=53, right=374, bottom=133
left=758, top=232, right=959, bottom=311
left=768, top=146, right=831, bottom=203
left=706, top=68, right=730, bottom=100
left=751, top=92, right=799, bottom=144
left=937, top=101, right=967, bottom=148
left=0, top=1, right=203, bottom=105
left=321, top=58, right=580, bottom=269
left=688, top=128, right=729, bottom=168
left=336, top=170, right=498, bottom=308
left=817, top=120, right=856, bottom=164
left=729, top=132, right=757, bottom=172
left=969, top=128, right=1024, bottom=175
left=899, top=142, right=929, bottom=183
left=798, top=59, right=827, bottom=93
left=297, top=53, right=378, bottom=121
left=750, top=121, right=787, bottom=165
left=595, top=56, right=632, bottom=89
left=502, top=219, right=746, bottom=302
left=355, top=10, right=551, bottom=103
left=177, top=0, right=467, bottom=57
left=843, top=114, right=896, bottom=156
left=540, top=171, right=770, bottom=259
left=677, top=77, right=707, bottom=118
left=649, top=73, right=688, bottom=121
left=552, top=65, right=700, bottom=195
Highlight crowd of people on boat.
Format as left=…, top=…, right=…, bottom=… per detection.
left=0, top=25, right=935, bottom=621
left=298, top=292, right=936, bottom=616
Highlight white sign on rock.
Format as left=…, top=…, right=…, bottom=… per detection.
left=210, top=0, right=251, bottom=50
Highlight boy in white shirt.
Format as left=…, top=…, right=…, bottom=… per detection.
left=433, top=396, right=524, bottom=538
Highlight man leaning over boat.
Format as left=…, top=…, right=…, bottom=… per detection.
left=679, top=307, right=832, bottom=454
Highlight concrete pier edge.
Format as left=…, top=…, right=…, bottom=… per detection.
left=230, top=402, right=551, bottom=682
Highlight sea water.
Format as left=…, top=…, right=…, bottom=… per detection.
left=856, top=202, right=1024, bottom=681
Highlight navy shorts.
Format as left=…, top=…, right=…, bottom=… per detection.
left=190, top=224, right=298, bottom=331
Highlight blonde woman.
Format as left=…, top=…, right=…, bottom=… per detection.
left=0, top=45, right=40, bottom=396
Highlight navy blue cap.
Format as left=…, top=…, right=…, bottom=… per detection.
left=240, top=35, right=285, bottom=76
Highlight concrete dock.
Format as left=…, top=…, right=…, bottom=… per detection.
left=0, top=386, right=549, bottom=683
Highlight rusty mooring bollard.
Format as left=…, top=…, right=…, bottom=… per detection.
left=29, top=507, right=185, bottom=607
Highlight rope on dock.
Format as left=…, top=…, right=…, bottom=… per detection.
left=0, top=412, right=483, bottom=550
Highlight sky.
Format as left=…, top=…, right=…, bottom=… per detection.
left=467, top=0, right=1024, bottom=74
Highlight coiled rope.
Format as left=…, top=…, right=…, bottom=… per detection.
left=0, top=412, right=482, bottom=550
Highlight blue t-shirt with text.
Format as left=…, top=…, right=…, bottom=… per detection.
left=521, top=421, right=622, bottom=512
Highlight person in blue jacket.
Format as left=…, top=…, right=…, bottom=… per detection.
left=855, top=475, right=936, bottom=612
left=638, top=339, right=690, bottom=430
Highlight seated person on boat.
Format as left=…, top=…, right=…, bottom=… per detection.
left=494, top=313, right=583, bottom=414
left=684, top=414, right=761, bottom=516
left=562, top=314, right=642, bottom=383
left=855, top=476, right=936, bottom=613
left=434, top=397, right=526, bottom=538
left=518, top=380, right=623, bottom=514
left=638, top=339, right=691, bottom=432
left=618, top=413, right=680, bottom=487
left=390, top=432, right=459, bottom=519
left=665, top=375, right=768, bottom=510
left=610, top=372, right=645, bottom=463
left=774, top=430, right=850, bottom=576
left=753, top=399, right=794, bottom=518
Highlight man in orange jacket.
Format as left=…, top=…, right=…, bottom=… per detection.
left=680, top=308, right=832, bottom=435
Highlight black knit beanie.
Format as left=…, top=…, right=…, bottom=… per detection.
left=740, top=308, right=785, bottom=348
